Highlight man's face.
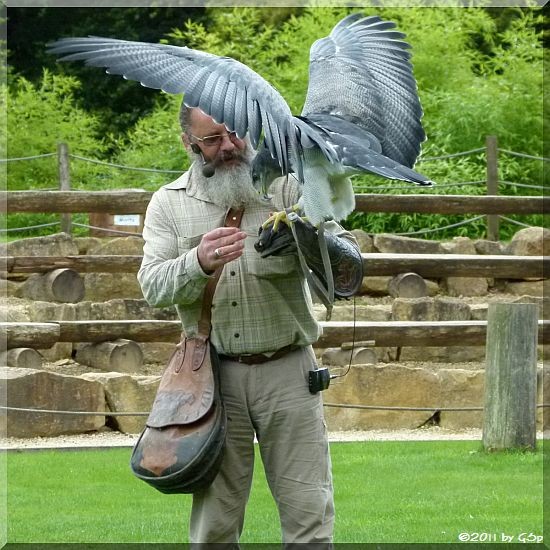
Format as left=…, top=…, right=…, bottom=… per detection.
left=184, top=109, right=249, bottom=170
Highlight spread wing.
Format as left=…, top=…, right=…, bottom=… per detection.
left=48, top=37, right=337, bottom=180
left=302, top=13, right=425, bottom=168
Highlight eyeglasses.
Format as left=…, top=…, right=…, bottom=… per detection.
left=190, top=131, right=239, bottom=147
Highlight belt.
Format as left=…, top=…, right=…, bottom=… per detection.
left=219, top=344, right=300, bottom=365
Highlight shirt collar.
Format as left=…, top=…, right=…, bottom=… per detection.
left=163, top=163, right=214, bottom=204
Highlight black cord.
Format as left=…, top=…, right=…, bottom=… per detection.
left=330, top=294, right=356, bottom=380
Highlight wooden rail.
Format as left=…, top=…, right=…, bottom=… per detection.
left=2, top=320, right=549, bottom=350
left=2, top=190, right=547, bottom=215
left=1, top=253, right=546, bottom=279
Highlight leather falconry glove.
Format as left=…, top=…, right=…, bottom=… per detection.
left=254, top=212, right=363, bottom=300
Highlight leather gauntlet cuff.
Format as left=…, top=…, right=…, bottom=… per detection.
left=255, top=218, right=363, bottom=298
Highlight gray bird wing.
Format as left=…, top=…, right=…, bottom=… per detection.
left=48, top=36, right=337, bottom=181
left=301, top=13, right=426, bottom=168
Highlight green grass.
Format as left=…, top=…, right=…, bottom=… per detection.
left=6, top=440, right=544, bottom=544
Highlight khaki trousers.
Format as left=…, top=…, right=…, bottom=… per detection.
left=189, top=346, right=334, bottom=545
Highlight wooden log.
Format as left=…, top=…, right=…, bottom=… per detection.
left=2, top=190, right=153, bottom=214
left=354, top=194, right=547, bottom=215
left=1, top=322, right=60, bottom=349
left=0, top=347, right=42, bottom=369
left=75, top=339, right=143, bottom=373
left=2, top=190, right=546, bottom=215
left=58, top=320, right=182, bottom=344
left=485, top=135, right=500, bottom=241
left=2, top=255, right=143, bottom=274
left=482, top=303, right=538, bottom=451
left=58, top=142, right=72, bottom=234
left=388, top=272, right=428, bottom=298
left=4, top=319, right=549, bottom=349
left=1, top=253, right=545, bottom=279
left=20, top=268, right=85, bottom=303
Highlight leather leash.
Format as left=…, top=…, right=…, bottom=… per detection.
left=197, top=208, right=244, bottom=337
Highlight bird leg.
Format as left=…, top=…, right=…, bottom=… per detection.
left=260, top=204, right=309, bottom=232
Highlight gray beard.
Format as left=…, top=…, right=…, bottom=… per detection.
left=190, top=148, right=264, bottom=209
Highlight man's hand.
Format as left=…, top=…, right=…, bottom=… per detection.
left=197, top=227, right=247, bottom=274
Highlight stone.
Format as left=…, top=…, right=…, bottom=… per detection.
left=81, top=372, right=160, bottom=434
left=3, top=366, right=105, bottom=437
left=84, top=272, right=144, bottom=301
left=88, top=236, right=144, bottom=256
left=360, top=276, right=392, bottom=296
left=28, top=301, right=75, bottom=361
left=441, top=236, right=477, bottom=255
left=505, top=226, right=549, bottom=257
left=434, top=297, right=471, bottom=321
left=398, top=346, right=486, bottom=363
left=512, top=295, right=549, bottom=319
left=470, top=304, right=488, bottom=321
left=392, top=297, right=435, bottom=321
left=444, top=276, right=488, bottom=297
left=536, top=366, right=549, bottom=431
left=140, top=343, right=176, bottom=365
left=437, top=368, right=484, bottom=430
left=313, top=303, right=391, bottom=322
left=425, top=280, right=441, bottom=297
left=73, top=237, right=103, bottom=255
left=323, top=364, right=440, bottom=431
left=350, top=229, right=375, bottom=253
left=321, top=347, right=377, bottom=367
left=0, top=232, right=78, bottom=257
left=0, top=278, right=22, bottom=298
left=373, top=233, right=444, bottom=254
left=474, top=239, right=504, bottom=255
left=505, top=280, right=547, bottom=298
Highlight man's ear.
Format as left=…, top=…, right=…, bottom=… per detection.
left=181, top=132, right=192, bottom=152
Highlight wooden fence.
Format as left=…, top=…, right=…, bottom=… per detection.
left=1, top=253, right=547, bottom=279
left=2, top=189, right=546, bottom=216
left=3, top=319, right=549, bottom=350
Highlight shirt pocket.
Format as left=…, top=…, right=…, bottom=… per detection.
left=176, top=234, right=203, bottom=255
left=246, top=249, right=299, bottom=279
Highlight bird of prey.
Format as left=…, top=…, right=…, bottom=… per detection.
left=49, top=12, right=433, bottom=227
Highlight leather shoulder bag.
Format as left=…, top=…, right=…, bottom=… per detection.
left=130, top=208, right=243, bottom=494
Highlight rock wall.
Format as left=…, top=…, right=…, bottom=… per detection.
left=1, top=227, right=548, bottom=437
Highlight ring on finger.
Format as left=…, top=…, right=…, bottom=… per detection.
left=214, top=247, right=222, bottom=259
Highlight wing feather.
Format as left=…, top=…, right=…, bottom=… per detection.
left=302, top=14, right=426, bottom=168
left=48, top=36, right=335, bottom=181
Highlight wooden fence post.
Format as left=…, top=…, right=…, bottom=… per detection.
left=57, top=142, right=72, bottom=234
left=482, top=302, right=538, bottom=451
left=485, top=135, right=499, bottom=241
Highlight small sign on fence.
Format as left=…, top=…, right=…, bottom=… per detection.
left=88, top=212, right=144, bottom=237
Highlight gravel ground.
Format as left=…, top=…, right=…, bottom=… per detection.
left=0, top=426, right=493, bottom=450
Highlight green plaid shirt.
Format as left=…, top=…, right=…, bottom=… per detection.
left=138, top=163, right=357, bottom=355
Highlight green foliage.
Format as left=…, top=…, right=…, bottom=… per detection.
left=6, top=70, right=108, bottom=190
left=5, top=7, right=546, bottom=240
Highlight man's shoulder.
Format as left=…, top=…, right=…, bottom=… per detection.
left=160, top=171, right=190, bottom=191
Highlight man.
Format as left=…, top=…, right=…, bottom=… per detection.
left=138, top=103, right=361, bottom=545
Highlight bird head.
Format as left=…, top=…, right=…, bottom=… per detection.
left=251, top=146, right=282, bottom=198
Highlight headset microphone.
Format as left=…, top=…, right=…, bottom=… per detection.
left=191, top=144, right=216, bottom=178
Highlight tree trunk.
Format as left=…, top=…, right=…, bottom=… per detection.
left=0, top=347, right=43, bottom=369
left=482, top=303, right=538, bottom=451
left=388, top=272, right=428, bottom=298
left=75, top=339, right=143, bottom=373
left=20, top=268, right=84, bottom=303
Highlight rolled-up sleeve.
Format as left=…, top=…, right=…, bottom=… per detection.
left=137, top=190, right=211, bottom=308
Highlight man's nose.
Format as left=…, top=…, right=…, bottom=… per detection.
left=219, top=134, right=236, bottom=152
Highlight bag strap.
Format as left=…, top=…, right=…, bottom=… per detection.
left=198, top=207, right=244, bottom=336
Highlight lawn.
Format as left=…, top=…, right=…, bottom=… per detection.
left=6, top=440, right=544, bottom=544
